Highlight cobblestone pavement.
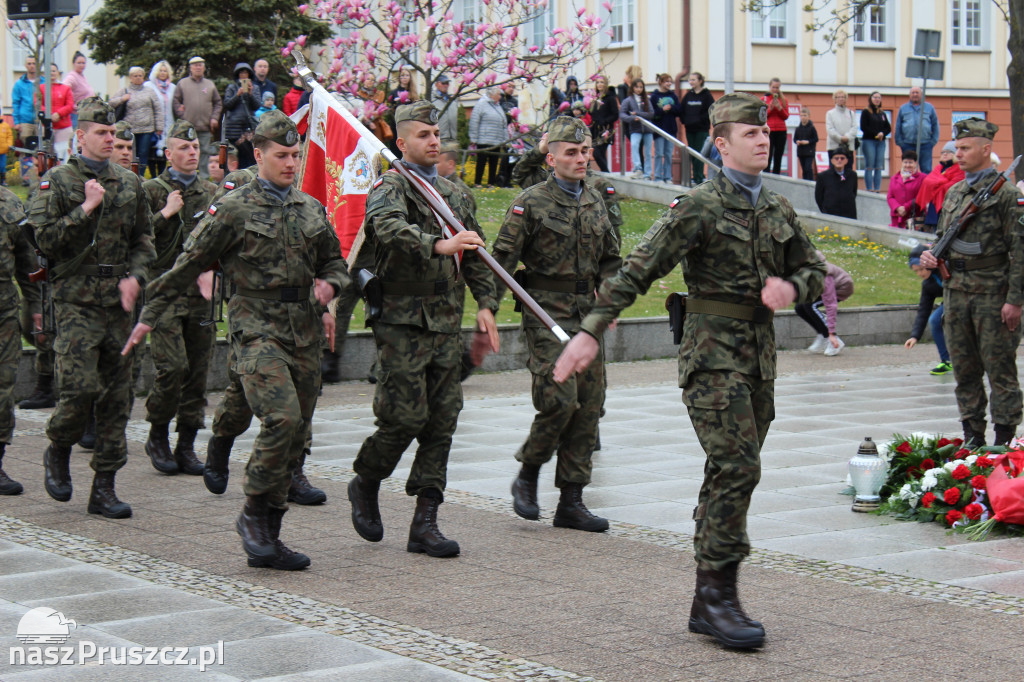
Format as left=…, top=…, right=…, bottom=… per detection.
left=1, top=344, right=1023, bottom=680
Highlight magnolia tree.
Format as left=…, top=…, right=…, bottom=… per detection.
left=285, top=0, right=607, bottom=132
left=2, top=16, right=80, bottom=69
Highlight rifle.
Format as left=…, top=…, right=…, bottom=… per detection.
left=200, top=267, right=225, bottom=327
left=932, top=155, right=1021, bottom=280
left=34, top=111, right=58, bottom=175
left=20, top=219, right=55, bottom=336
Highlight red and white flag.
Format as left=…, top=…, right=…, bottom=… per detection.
left=297, top=92, right=379, bottom=259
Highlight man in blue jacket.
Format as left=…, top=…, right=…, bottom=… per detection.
left=11, top=56, right=43, bottom=144
left=894, top=86, right=939, bottom=173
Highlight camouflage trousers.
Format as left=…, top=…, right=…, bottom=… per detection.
left=235, top=337, right=320, bottom=509
left=683, top=369, right=773, bottom=571
left=145, top=294, right=215, bottom=430
left=20, top=297, right=53, bottom=377
left=330, top=273, right=362, bottom=362
left=353, top=322, right=463, bottom=498
left=944, top=288, right=1023, bottom=427
left=518, top=327, right=604, bottom=487
left=47, top=302, right=133, bottom=472
left=0, top=317, right=19, bottom=443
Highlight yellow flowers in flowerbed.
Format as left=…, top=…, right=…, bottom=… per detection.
left=813, top=226, right=892, bottom=262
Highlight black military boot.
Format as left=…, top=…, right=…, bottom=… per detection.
left=43, top=442, right=72, bottom=501
left=553, top=483, right=609, bottom=532
left=145, top=422, right=178, bottom=474
left=203, top=435, right=233, bottom=494
left=0, top=444, right=23, bottom=495
left=173, top=427, right=204, bottom=475
left=235, top=495, right=276, bottom=561
left=510, top=463, right=540, bottom=520
left=77, top=406, right=96, bottom=450
left=688, top=565, right=765, bottom=649
left=347, top=474, right=383, bottom=541
left=18, top=374, right=55, bottom=409
left=994, top=424, right=1016, bottom=447
left=321, top=348, right=342, bottom=384
left=247, top=507, right=311, bottom=571
left=407, top=491, right=460, bottom=557
left=288, top=449, right=326, bottom=505
left=963, top=420, right=986, bottom=450
left=87, top=472, right=132, bottom=518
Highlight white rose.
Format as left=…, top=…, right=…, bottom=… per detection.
left=920, top=475, right=938, bottom=491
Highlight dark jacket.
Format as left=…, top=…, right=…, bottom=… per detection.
left=618, top=94, right=654, bottom=136
left=680, top=88, right=714, bottom=133
left=794, top=121, right=819, bottom=158
left=815, top=167, right=858, bottom=219
left=649, top=89, right=682, bottom=135
left=911, top=271, right=943, bottom=341
left=860, top=108, right=891, bottom=140
left=564, top=76, right=584, bottom=107
left=222, top=63, right=261, bottom=144
left=589, top=91, right=618, bottom=145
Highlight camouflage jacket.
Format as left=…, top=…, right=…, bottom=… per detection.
left=493, top=174, right=622, bottom=331
left=443, top=172, right=477, bottom=216
left=140, top=177, right=350, bottom=349
left=513, top=147, right=623, bottom=237
left=143, top=171, right=218, bottom=298
left=0, top=187, right=40, bottom=321
left=212, top=167, right=259, bottom=205
left=28, top=156, right=155, bottom=306
left=937, top=170, right=1024, bottom=303
left=363, top=170, right=497, bottom=333
left=580, top=172, right=824, bottom=383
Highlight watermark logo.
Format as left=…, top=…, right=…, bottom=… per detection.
left=17, top=608, right=78, bottom=645
left=10, top=607, right=223, bottom=672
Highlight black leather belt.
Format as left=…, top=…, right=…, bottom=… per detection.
left=233, top=286, right=310, bottom=302
left=687, top=297, right=773, bottom=323
left=78, top=263, right=128, bottom=277
left=380, top=278, right=455, bottom=296
left=948, top=254, right=1008, bottom=272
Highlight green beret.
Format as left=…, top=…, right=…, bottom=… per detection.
left=78, top=97, right=116, bottom=126
left=113, top=121, right=133, bottom=141
left=954, top=117, right=997, bottom=141
left=547, top=116, right=588, bottom=144
left=168, top=119, right=198, bottom=142
left=440, top=141, right=460, bottom=154
left=254, top=109, right=300, bottom=147
left=395, top=100, right=439, bottom=126
left=710, top=93, right=767, bottom=127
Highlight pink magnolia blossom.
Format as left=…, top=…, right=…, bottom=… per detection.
left=297, top=35, right=308, bottom=47
left=602, top=1, right=613, bottom=12
left=298, top=3, right=308, bottom=13
left=558, top=101, right=570, bottom=112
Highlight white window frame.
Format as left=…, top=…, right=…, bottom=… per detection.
left=390, top=0, right=419, bottom=64
left=750, top=0, right=794, bottom=44
left=11, top=37, right=31, bottom=71
left=853, top=0, right=891, bottom=47
left=528, top=0, right=556, bottom=53
left=608, top=0, right=635, bottom=47
left=951, top=0, right=989, bottom=50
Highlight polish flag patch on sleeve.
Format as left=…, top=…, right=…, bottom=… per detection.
left=208, top=205, right=218, bottom=216
left=606, top=186, right=615, bottom=195
left=669, top=198, right=680, bottom=208
left=512, top=205, right=525, bottom=215
left=224, top=181, right=235, bottom=191
left=39, top=181, right=49, bottom=190
left=1017, top=196, right=1024, bottom=206
left=373, top=177, right=384, bottom=189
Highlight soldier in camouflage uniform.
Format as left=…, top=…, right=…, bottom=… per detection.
left=0, top=187, right=40, bottom=494
left=348, top=101, right=499, bottom=558
left=920, top=118, right=1024, bottom=447
left=112, top=121, right=136, bottom=171
left=554, top=94, right=824, bottom=649
left=141, top=120, right=218, bottom=476
left=29, top=97, right=156, bottom=519
left=494, top=116, right=622, bottom=532
left=125, top=110, right=348, bottom=570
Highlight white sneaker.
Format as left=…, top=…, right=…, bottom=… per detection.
left=806, top=335, right=828, bottom=353
left=630, top=170, right=643, bottom=179
left=823, top=337, right=845, bottom=356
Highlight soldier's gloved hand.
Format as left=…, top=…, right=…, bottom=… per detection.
left=434, top=231, right=484, bottom=255
left=122, top=322, right=153, bottom=356
left=118, top=276, right=141, bottom=312
left=553, top=331, right=599, bottom=384
left=197, top=271, right=215, bottom=300
left=322, top=311, right=335, bottom=352
left=1002, top=303, right=1022, bottom=332
left=161, top=190, right=185, bottom=219
left=314, top=278, right=334, bottom=306
left=82, top=179, right=105, bottom=214
left=761, top=276, right=796, bottom=311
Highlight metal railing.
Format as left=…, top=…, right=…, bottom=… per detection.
left=622, top=117, right=720, bottom=186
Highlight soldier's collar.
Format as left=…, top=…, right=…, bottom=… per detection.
left=544, top=174, right=596, bottom=206
left=713, top=172, right=776, bottom=211
left=76, top=155, right=111, bottom=177
left=167, top=168, right=197, bottom=188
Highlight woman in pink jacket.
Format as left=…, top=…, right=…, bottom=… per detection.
left=796, top=251, right=854, bottom=356
left=887, top=150, right=925, bottom=229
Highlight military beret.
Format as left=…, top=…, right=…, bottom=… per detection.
left=168, top=119, right=198, bottom=141
left=954, top=117, right=997, bottom=141
left=395, top=100, right=439, bottom=126
left=547, top=116, right=588, bottom=144
left=113, top=120, right=133, bottom=141
left=254, top=109, right=300, bottom=147
left=78, top=97, right=116, bottom=125
left=710, top=93, right=767, bottom=127
left=440, top=141, right=460, bottom=154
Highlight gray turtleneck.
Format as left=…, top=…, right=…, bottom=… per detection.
left=81, top=156, right=109, bottom=175
left=258, top=178, right=291, bottom=203
left=722, top=166, right=762, bottom=207
left=965, top=167, right=995, bottom=187
left=554, top=175, right=583, bottom=201
left=168, top=168, right=197, bottom=188
left=405, top=160, right=438, bottom=186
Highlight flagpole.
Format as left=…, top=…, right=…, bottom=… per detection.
left=293, top=54, right=570, bottom=344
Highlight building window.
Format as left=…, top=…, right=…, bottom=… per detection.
left=391, top=0, right=419, bottom=63
left=458, top=0, right=484, bottom=35
left=751, top=1, right=789, bottom=41
left=609, top=0, right=635, bottom=45
left=12, top=42, right=31, bottom=70
left=951, top=0, right=983, bottom=48
left=853, top=1, right=888, bottom=45
left=529, top=0, right=555, bottom=51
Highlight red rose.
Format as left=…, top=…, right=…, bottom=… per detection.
left=964, top=503, right=984, bottom=520
left=921, top=492, right=936, bottom=508
left=951, top=464, right=972, bottom=480
left=955, top=448, right=971, bottom=457
left=944, top=487, right=961, bottom=505
left=937, top=438, right=952, bottom=448
left=896, top=441, right=912, bottom=454
left=906, top=466, right=920, bottom=478
left=946, top=510, right=963, bottom=526
left=920, top=458, right=936, bottom=470
left=975, top=455, right=994, bottom=468
left=971, top=475, right=987, bottom=490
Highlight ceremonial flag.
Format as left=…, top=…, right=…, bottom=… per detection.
left=298, top=91, right=379, bottom=259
